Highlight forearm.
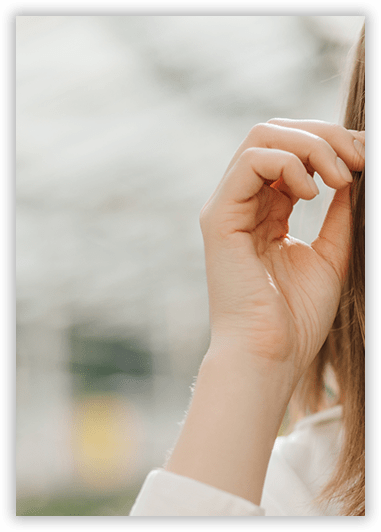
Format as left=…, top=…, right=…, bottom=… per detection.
left=164, top=349, right=294, bottom=506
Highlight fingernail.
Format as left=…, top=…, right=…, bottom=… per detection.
left=307, top=174, right=319, bottom=196
left=336, top=157, right=353, bottom=183
left=354, top=139, right=365, bottom=160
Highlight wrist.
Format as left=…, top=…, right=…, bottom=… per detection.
left=201, top=340, right=297, bottom=399
left=165, top=345, right=293, bottom=505
left=198, top=358, right=294, bottom=436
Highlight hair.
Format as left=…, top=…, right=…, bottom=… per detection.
left=290, top=24, right=365, bottom=516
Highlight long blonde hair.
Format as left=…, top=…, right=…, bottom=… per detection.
left=291, top=24, right=365, bottom=516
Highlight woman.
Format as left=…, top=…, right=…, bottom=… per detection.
left=130, top=25, right=365, bottom=516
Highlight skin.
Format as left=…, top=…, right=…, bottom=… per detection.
left=164, top=120, right=365, bottom=507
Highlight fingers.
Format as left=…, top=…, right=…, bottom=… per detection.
left=311, top=186, right=352, bottom=282
left=224, top=121, right=365, bottom=192
left=250, top=123, right=354, bottom=189
left=201, top=119, right=364, bottom=250
left=267, top=119, right=365, bottom=174
left=200, top=148, right=316, bottom=240
left=215, top=148, right=317, bottom=206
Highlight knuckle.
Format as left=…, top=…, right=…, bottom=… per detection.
left=286, top=151, right=303, bottom=169
left=240, top=146, right=256, bottom=162
left=328, top=123, right=346, bottom=137
left=313, top=135, right=330, bottom=151
left=239, top=146, right=264, bottom=169
left=267, top=117, right=283, bottom=126
left=311, top=135, right=335, bottom=156
left=283, top=152, right=306, bottom=178
left=322, top=123, right=351, bottom=148
left=248, top=122, right=272, bottom=141
left=325, top=123, right=349, bottom=145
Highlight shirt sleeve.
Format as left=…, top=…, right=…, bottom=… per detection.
left=129, top=469, right=265, bottom=516
left=129, top=406, right=343, bottom=517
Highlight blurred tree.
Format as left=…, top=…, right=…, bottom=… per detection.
left=70, top=328, right=153, bottom=392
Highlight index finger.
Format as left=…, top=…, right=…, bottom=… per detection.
left=267, top=119, right=365, bottom=172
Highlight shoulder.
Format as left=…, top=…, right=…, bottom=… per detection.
left=261, top=405, right=343, bottom=516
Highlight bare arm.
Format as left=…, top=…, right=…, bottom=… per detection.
left=165, top=351, right=292, bottom=505
left=164, top=120, right=365, bottom=506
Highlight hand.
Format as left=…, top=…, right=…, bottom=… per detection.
left=200, top=119, right=365, bottom=389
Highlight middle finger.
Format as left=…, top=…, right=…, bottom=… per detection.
left=225, top=122, right=364, bottom=190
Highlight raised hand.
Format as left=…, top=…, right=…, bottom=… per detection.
left=200, top=120, right=365, bottom=388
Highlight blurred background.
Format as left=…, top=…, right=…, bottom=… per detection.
left=16, top=15, right=364, bottom=515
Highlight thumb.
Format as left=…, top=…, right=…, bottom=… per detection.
left=311, top=185, right=352, bottom=283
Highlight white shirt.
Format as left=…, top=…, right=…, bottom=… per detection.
left=130, top=405, right=343, bottom=516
